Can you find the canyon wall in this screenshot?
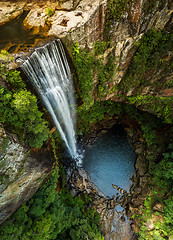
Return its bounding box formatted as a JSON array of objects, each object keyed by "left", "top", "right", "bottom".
[{"left": 0, "top": 125, "right": 50, "bottom": 224}]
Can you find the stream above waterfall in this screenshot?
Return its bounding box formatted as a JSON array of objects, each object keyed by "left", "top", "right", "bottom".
[{"left": 83, "top": 125, "right": 137, "bottom": 198}]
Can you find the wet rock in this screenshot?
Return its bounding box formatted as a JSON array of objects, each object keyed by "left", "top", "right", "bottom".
[
  {"left": 0, "top": 2, "right": 25, "bottom": 26},
  {"left": 120, "top": 214, "right": 125, "bottom": 221},
  {"left": 121, "top": 197, "right": 129, "bottom": 208},
  {"left": 120, "top": 188, "right": 124, "bottom": 194},
  {"left": 131, "top": 223, "right": 138, "bottom": 233},
  {"left": 112, "top": 184, "right": 118, "bottom": 189},
  {"left": 153, "top": 203, "right": 164, "bottom": 213},
  {"left": 139, "top": 176, "right": 148, "bottom": 186},
  {"left": 116, "top": 195, "right": 120, "bottom": 203},
  {"left": 131, "top": 186, "right": 142, "bottom": 195},
  {"left": 145, "top": 219, "right": 155, "bottom": 231},
  {"left": 110, "top": 199, "right": 115, "bottom": 208},
  {"left": 131, "top": 198, "right": 145, "bottom": 207},
  {"left": 135, "top": 157, "right": 147, "bottom": 176},
  {"left": 135, "top": 146, "right": 143, "bottom": 154},
  {"left": 97, "top": 129, "right": 107, "bottom": 137}
]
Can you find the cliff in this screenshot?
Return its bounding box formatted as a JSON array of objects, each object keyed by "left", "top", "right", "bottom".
[{"left": 0, "top": 125, "right": 50, "bottom": 224}]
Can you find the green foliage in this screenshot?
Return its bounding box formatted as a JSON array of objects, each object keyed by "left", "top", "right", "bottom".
[
  {"left": 117, "top": 29, "right": 173, "bottom": 123},
  {"left": 143, "top": 0, "right": 166, "bottom": 15},
  {"left": 127, "top": 95, "right": 173, "bottom": 124},
  {"left": 73, "top": 43, "right": 96, "bottom": 107},
  {"left": 5, "top": 69, "right": 25, "bottom": 89},
  {"left": 154, "top": 145, "right": 173, "bottom": 190},
  {"left": 97, "top": 54, "right": 116, "bottom": 98},
  {"left": 0, "top": 168, "right": 103, "bottom": 240},
  {"left": 106, "top": 0, "right": 129, "bottom": 21},
  {"left": 73, "top": 42, "right": 116, "bottom": 107},
  {"left": 164, "top": 198, "right": 173, "bottom": 236},
  {"left": 77, "top": 101, "right": 123, "bottom": 135},
  {"left": 105, "top": 0, "right": 130, "bottom": 37},
  {"left": 135, "top": 142, "right": 173, "bottom": 239},
  {"left": 137, "top": 192, "right": 173, "bottom": 240},
  {"left": 0, "top": 64, "right": 49, "bottom": 148},
  {"left": 119, "top": 29, "right": 173, "bottom": 93},
  {"left": 46, "top": 8, "right": 55, "bottom": 17},
  {"left": 0, "top": 50, "right": 13, "bottom": 61},
  {"left": 93, "top": 41, "right": 110, "bottom": 55}
]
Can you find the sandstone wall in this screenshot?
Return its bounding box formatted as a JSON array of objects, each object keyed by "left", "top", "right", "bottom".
[{"left": 0, "top": 125, "right": 50, "bottom": 224}]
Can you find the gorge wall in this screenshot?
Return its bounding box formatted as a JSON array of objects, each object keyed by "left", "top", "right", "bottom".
[{"left": 0, "top": 124, "right": 50, "bottom": 224}]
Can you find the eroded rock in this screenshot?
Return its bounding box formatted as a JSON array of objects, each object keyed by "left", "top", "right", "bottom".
[
  {"left": 0, "top": 2, "right": 25, "bottom": 26},
  {"left": 0, "top": 125, "right": 50, "bottom": 224}
]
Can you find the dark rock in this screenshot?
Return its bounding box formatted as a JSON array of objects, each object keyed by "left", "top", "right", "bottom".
[
  {"left": 112, "top": 184, "right": 118, "bottom": 189},
  {"left": 139, "top": 176, "right": 148, "bottom": 187},
  {"left": 153, "top": 203, "right": 164, "bottom": 213},
  {"left": 120, "top": 214, "right": 125, "bottom": 221}
]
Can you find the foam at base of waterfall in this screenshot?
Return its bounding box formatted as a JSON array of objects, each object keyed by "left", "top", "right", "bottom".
[{"left": 75, "top": 149, "right": 85, "bottom": 167}]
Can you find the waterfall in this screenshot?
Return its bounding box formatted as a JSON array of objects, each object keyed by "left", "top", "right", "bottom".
[{"left": 21, "top": 40, "right": 78, "bottom": 159}]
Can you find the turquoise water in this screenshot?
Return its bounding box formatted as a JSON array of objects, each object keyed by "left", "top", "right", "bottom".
[{"left": 83, "top": 125, "right": 136, "bottom": 197}]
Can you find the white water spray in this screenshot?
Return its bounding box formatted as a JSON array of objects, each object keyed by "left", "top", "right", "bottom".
[{"left": 21, "top": 40, "right": 78, "bottom": 159}]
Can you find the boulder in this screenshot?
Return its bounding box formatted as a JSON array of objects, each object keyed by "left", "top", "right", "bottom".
[
  {"left": 153, "top": 203, "right": 164, "bottom": 213},
  {"left": 0, "top": 2, "right": 25, "bottom": 26}
]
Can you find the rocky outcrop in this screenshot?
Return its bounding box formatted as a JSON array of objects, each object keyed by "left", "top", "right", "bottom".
[
  {"left": 0, "top": 2, "right": 25, "bottom": 26},
  {"left": 20, "top": 0, "right": 107, "bottom": 49},
  {"left": 0, "top": 125, "right": 50, "bottom": 224},
  {"left": 67, "top": 166, "right": 126, "bottom": 238}
]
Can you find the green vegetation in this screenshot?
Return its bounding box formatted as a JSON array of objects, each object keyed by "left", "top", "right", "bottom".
[
  {"left": 77, "top": 101, "right": 123, "bottom": 135},
  {"left": 116, "top": 29, "right": 173, "bottom": 123},
  {"left": 105, "top": 0, "right": 130, "bottom": 37},
  {"left": 0, "top": 168, "right": 103, "bottom": 240},
  {"left": 46, "top": 8, "right": 55, "bottom": 17},
  {"left": 73, "top": 43, "right": 96, "bottom": 107},
  {"left": 107, "top": 0, "right": 129, "bottom": 21},
  {"left": 93, "top": 41, "right": 110, "bottom": 56},
  {"left": 76, "top": 97, "right": 173, "bottom": 239},
  {"left": 136, "top": 193, "right": 173, "bottom": 239},
  {"left": 143, "top": 0, "right": 166, "bottom": 15},
  {"left": 0, "top": 54, "right": 49, "bottom": 148},
  {"left": 131, "top": 121, "right": 173, "bottom": 239},
  {"left": 73, "top": 27, "right": 173, "bottom": 239},
  {"left": 73, "top": 42, "right": 115, "bottom": 108},
  {"left": 119, "top": 29, "right": 173, "bottom": 93},
  {"left": 127, "top": 95, "right": 173, "bottom": 124}
]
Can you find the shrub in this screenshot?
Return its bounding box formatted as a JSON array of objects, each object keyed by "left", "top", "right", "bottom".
[
  {"left": 46, "top": 7, "right": 55, "bottom": 17},
  {"left": 0, "top": 63, "right": 49, "bottom": 148}
]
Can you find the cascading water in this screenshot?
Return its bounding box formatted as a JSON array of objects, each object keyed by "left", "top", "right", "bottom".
[{"left": 21, "top": 39, "right": 78, "bottom": 160}]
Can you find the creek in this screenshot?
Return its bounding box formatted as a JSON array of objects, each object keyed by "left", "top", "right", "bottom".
[{"left": 0, "top": 12, "right": 45, "bottom": 53}]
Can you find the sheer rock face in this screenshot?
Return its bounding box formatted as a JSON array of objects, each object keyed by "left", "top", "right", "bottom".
[
  {"left": 0, "top": 2, "right": 25, "bottom": 26},
  {"left": 0, "top": 125, "right": 50, "bottom": 224},
  {"left": 22, "top": 0, "right": 107, "bottom": 49}
]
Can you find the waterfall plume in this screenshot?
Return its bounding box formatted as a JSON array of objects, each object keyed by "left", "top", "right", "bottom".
[{"left": 21, "top": 39, "right": 78, "bottom": 159}]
